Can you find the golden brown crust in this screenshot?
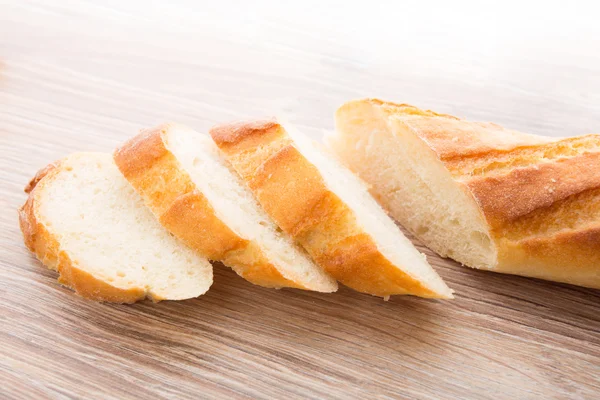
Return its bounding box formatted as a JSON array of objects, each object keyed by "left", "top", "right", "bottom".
[
  {"left": 114, "top": 126, "right": 195, "bottom": 216},
  {"left": 114, "top": 125, "right": 311, "bottom": 290},
  {"left": 19, "top": 159, "right": 148, "bottom": 303},
  {"left": 444, "top": 135, "right": 600, "bottom": 178},
  {"left": 248, "top": 144, "right": 328, "bottom": 237},
  {"left": 210, "top": 119, "right": 290, "bottom": 182},
  {"left": 211, "top": 120, "right": 450, "bottom": 298},
  {"left": 467, "top": 151, "right": 600, "bottom": 226},
  {"left": 497, "top": 225, "right": 600, "bottom": 288},
  {"left": 499, "top": 187, "right": 600, "bottom": 242},
  {"left": 405, "top": 118, "right": 552, "bottom": 161},
  {"left": 356, "top": 98, "right": 600, "bottom": 288},
  {"left": 208, "top": 118, "right": 281, "bottom": 150},
  {"left": 363, "top": 98, "right": 553, "bottom": 160}
]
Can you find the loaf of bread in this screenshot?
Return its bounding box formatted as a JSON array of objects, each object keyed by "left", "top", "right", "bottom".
[
  {"left": 114, "top": 124, "right": 337, "bottom": 292},
  {"left": 330, "top": 98, "right": 600, "bottom": 289},
  {"left": 18, "top": 153, "right": 213, "bottom": 303},
  {"left": 210, "top": 119, "right": 453, "bottom": 298}
]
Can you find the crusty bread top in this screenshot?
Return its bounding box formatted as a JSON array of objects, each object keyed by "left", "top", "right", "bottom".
[
  {"left": 356, "top": 99, "right": 555, "bottom": 161},
  {"left": 342, "top": 99, "right": 600, "bottom": 227},
  {"left": 211, "top": 119, "right": 453, "bottom": 298}
]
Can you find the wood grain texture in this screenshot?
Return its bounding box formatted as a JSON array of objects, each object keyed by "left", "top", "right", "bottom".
[{"left": 1, "top": 1, "right": 600, "bottom": 399}]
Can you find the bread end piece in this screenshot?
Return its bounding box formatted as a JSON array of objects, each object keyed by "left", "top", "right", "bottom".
[{"left": 332, "top": 98, "right": 600, "bottom": 290}]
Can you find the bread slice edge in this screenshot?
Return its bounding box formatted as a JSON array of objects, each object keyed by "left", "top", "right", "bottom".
[{"left": 19, "top": 155, "right": 154, "bottom": 303}]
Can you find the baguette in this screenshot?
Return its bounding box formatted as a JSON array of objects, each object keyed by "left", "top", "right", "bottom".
[
  {"left": 19, "top": 153, "right": 213, "bottom": 303},
  {"left": 114, "top": 124, "right": 337, "bottom": 292},
  {"left": 210, "top": 119, "right": 453, "bottom": 298},
  {"left": 330, "top": 98, "right": 600, "bottom": 289}
]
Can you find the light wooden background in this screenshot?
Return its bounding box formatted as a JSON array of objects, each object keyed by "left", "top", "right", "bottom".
[{"left": 1, "top": 1, "right": 600, "bottom": 399}]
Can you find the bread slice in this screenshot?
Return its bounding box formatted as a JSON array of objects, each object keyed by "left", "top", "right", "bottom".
[
  {"left": 330, "top": 98, "right": 600, "bottom": 289},
  {"left": 19, "top": 153, "right": 213, "bottom": 303},
  {"left": 114, "top": 124, "right": 337, "bottom": 292},
  {"left": 209, "top": 119, "right": 453, "bottom": 299}
]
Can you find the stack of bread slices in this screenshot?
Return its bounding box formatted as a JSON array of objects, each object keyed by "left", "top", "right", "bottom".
[
  {"left": 19, "top": 117, "right": 453, "bottom": 303},
  {"left": 22, "top": 99, "right": 600, "bottom": 304}
]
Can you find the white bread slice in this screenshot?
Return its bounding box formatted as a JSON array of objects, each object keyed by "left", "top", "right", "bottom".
[
  {"left": 19, "top": 153, "right": 213, "bottom": 303},
  {"left": 114, "top": 124, "right": 337, "bottom": 292},
  {"left": 330, "top": 98, "right": 600, "bottom": 289},
  {"left": 210, "top": 119, "right": 453, "bottom": 299}
]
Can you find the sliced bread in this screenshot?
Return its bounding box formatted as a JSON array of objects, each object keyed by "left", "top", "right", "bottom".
[
  {"left": 19, "top": 153, "right": 213, "bottom": 303},
  {"left": 114, "top": 124, "right": 337, "bottom": 292},
  {"left": 330, "top": 98, "right": 600, "bottom": 289},
  {"left": 210, "top": 119, "right": 453, "bottom": 298}
]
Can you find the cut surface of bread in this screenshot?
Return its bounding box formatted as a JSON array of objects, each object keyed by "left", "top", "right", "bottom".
[
  {"left": 210, "top": 119, "right": 453, "bottom": 298},
  {"left": 114, "top": 124, "right": 336, "bottom": 292},
  {"left": 19, "top": 153, "right": 213, "bottom": 303},
  {"left": 330, "top": 98, "right": 600, "bottom": 289}
]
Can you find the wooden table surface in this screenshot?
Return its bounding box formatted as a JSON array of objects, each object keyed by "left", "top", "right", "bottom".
[{"left": 1, "top": 1, "right": 600, "bottom": 399}]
